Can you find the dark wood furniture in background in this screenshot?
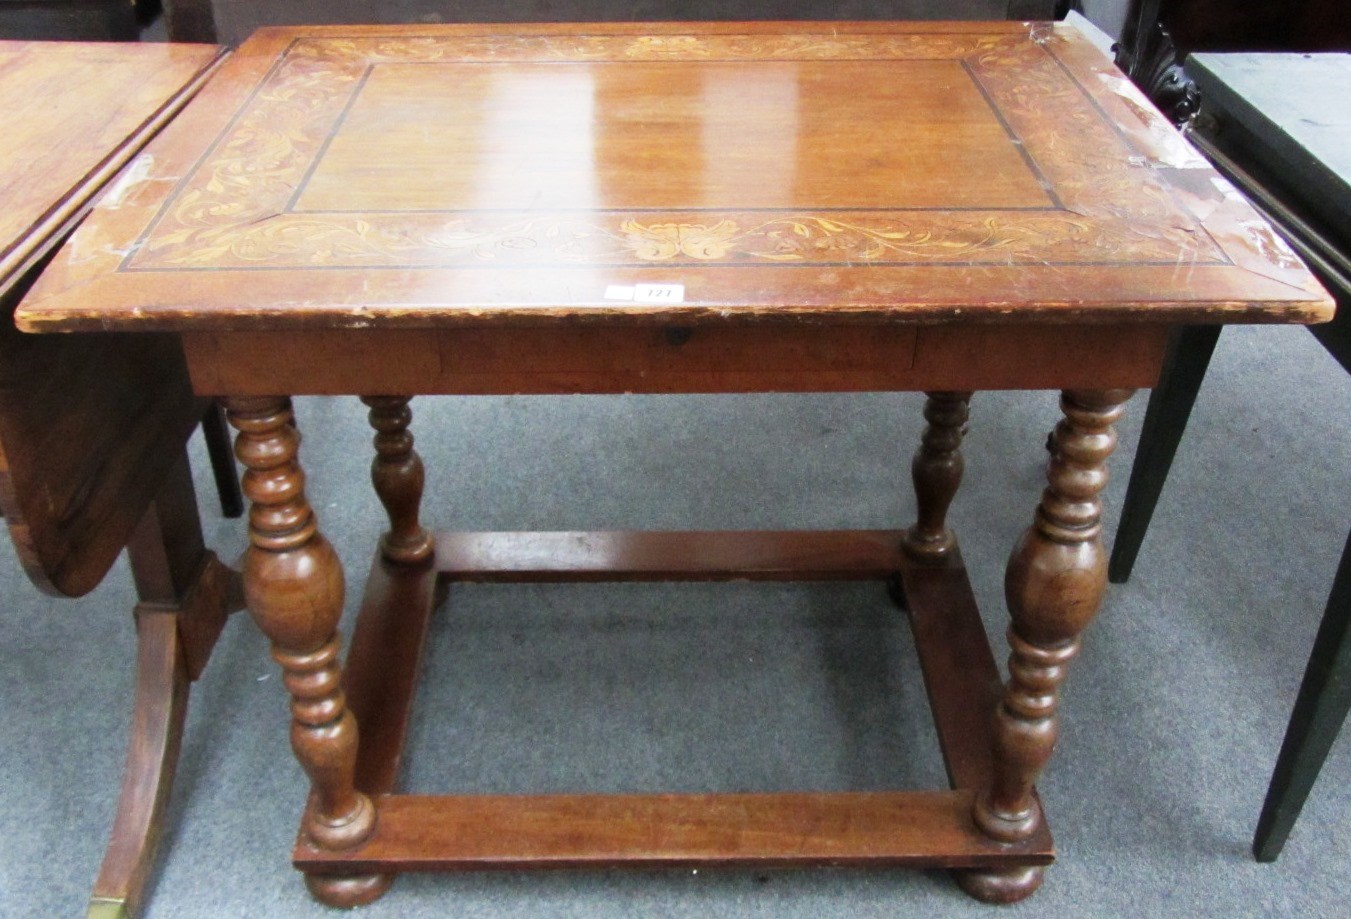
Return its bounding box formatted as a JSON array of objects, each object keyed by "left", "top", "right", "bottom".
[
  {"left": 18, "top": 21, "right": 1331, "bottom": 908},
  {"left": 1108, "top": 52, "right": 1351, "bottom": 863},
  {"left": 1114, "top": 0, "right": 1350, "bottom": 123},
  {"left": 162, "top": 1, "right": 1060, "bottom": 45},
  {"left": 1113, "top": 0, "right": 1351, "bottom": 865},
  {"left": 0, "top": 1, "right": 158, "bottom": 41},
  {"left": 0, "top": 40, "right": 240, "bottom": 919}
]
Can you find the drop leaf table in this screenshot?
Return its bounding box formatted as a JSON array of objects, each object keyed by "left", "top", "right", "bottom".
[
  {"left": 17, "top": 21, "right": 1333, "bottom": 907},
  {"left": 0, "top": 38, "right": 243, "bottom": 919}
]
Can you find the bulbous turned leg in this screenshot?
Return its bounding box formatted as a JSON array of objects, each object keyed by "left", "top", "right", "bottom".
[
  {"left": 903, "top": 391, "right": 973, "bottom": 561},
  {"left": 959, "top": 388, "right": 1133, "bottom": 904},
  {"left": 361, "top": 396, "right": 432, "bottom": 565},
  {"left": 225, "top": 396, "right": 391, "bottom": 907}
]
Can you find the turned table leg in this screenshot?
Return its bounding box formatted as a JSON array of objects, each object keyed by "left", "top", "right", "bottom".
[
  {"left": 224, "top": 396, "right": 389, "bottom": 907},
  {"left": 361, "top": 396, "right": 432, "bottom": 565},
  {"left": 960, "top": 389, "right": 1133, "bottom": 903},
  {"left": 891, "top": 392, "right": 972, "bottom": 609},
  {"left": 904, "top": 391, "right": 973, "bottom": 561}
]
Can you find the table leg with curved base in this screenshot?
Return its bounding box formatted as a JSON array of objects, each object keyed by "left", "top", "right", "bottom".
[
  {"left": 86, "top": 452, "right": 241, "bottom": 919},
  {"left": 86, "top": 612, "right": 186, "bottom": 919}
]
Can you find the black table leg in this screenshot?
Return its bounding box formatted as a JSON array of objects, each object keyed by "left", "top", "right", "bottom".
[
  {"left": 1254, "top": 528, "right": 1351, "bottom": 861},
  {"left": 1108, "top": 325, "right": 1223, "bottom": 584},
  {"left": 201, "top": 402, "right": 244, "bottom": 519}
]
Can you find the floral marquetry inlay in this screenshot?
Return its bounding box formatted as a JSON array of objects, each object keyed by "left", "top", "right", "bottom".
[{"left": 120, "top": 29, "right": 1231, "bottom": 274}]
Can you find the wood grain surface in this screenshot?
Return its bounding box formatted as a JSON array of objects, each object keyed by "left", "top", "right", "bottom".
[
  {"left": 0, "top": 41, "right": 224, "bottom": 597},
  {"left": 294, "top": 790, "right": 1053, "bottom": 873},
  {"left": 432, "top": 529, "right": 911, "bottom": 581},
  {"left": 15, "top": 21, "right": 1331, "bottom": 332},
  {"left": 0, "top": 40, "right": 225, "bottom": 297}
]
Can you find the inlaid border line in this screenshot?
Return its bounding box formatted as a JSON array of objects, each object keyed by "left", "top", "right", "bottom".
[
  {"left": 119, "top": 37, "right": 303, "bottom": 273},
  {"left": 283, "top": 63, "right": 375, "bottom": 213},
  {"left": 1039, "top": 38, "right": 1236, "bottom": 268},
  {"left": 960, "top": 58, "right": 1065, "bottom": 210}
]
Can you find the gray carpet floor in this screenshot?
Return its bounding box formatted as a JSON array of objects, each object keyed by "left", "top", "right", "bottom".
[{"left": 1, "top": 323, "right": 1348, "bottom": 917}]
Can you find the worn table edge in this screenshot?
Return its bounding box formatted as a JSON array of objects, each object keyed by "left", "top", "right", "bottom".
[
  {"left": 0, "top": 45, "right": 230, "bottom": 303},
  {"left": 9, "top": 22, "right": 1337, "bottom": 334}
]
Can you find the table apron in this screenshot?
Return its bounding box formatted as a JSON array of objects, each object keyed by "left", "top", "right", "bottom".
[{"left": 181, "top": 323, "right": 1169, "bottom": 396}]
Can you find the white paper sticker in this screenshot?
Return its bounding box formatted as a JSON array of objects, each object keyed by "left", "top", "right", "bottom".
[
  {"left": 603, "top": 283, "right": 685, "bottom": 303},
  {"left": 634, "top": 283, "right": 685, "bottom": 303}
]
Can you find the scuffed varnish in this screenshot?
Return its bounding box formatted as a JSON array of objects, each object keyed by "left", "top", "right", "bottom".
[
  {"left": 1091, "top": 73, "right": 1208, "bottom": 169},
  {"left": 97, "top": 153, "right": 156, "bottom": 209}
]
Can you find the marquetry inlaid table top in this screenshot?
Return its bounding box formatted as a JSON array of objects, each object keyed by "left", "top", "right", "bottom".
[{"left": 14, "top": 21, "right": 1333, "bottom": 332}]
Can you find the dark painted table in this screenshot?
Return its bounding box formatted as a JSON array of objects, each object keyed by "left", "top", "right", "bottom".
[{"left": 1109, "top": 51, "right": 1351, "bottom": 861}]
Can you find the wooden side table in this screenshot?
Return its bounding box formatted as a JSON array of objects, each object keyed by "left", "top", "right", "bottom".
[
  {"left": 0, "top": 39, "right": 240, "bottom": 919},
  {"left": 17, "top": 22, "right": 1333, "bottom": 907}
]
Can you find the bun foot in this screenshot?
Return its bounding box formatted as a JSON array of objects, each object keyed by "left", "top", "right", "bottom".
[
  {"left": 304, "top": 872, "right": 395, "bottom": 908},
  {"left": 952, "top": 865, "right": 1045, "bottom": 904}
]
